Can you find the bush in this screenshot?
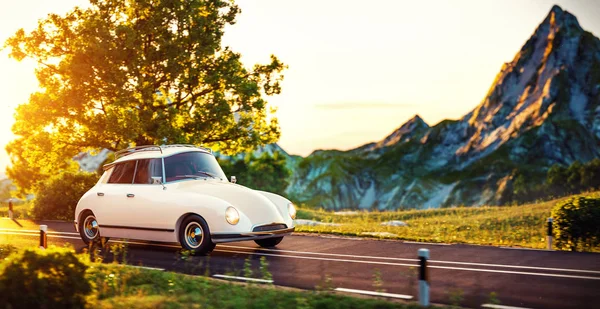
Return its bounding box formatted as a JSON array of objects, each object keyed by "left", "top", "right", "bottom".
[
  {"left": 551, "top": 196, "right": 600, "bottom": 251},
  {"left": 0, "top": 247, "right": 92, "bottom": 308},
  {"left": 32, "top": 171, "right": 98, "bottom": 220}
]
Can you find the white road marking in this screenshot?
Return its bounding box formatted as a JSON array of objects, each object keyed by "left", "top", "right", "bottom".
[
  {"left": 3, "top": 231, "right": 600, "bottom": 280},
  {"left": 127, "top": 265, "right": 166, "bottom": 271},
  {"left": 334, "top": 287, "right": 413, "bottom": 300},
  {"left": 429, "top": 259, "right": 600, "bottom": 274},
  {"left": 215, "top": 249, "right": 600, "bottom": 281},
  {"left": 220, "top": 244, "right": 600, "bottom": 275},
  {"left": 0, "top": 231, "right": 81, "bottom": 240},
  {"left": 213, "top": 274, "right": 273, "bottom": 283},
  {"left": 0, "top": 228, "right": 79, "bottom": 236},
  {"left": 219, "top": 244, "right": 419, "bottom": 262},
  {"left": 215, "top": 248, "right": 417, "bottom": 267},
  {"left": 404, "top": 241, "right": 451, "bottom": 246},
  {"left": 481, "top": 304, "right": 534, "bottom": 309},
  {"left": 499, "top": 247, "right": 549, "bottom": 251}
]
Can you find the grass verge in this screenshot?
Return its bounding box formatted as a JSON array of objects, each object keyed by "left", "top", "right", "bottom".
[{"left": 296, "top": 191, "right": 600, "bottom": 251}]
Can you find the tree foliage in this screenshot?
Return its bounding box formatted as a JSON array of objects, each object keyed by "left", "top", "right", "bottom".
[
  {"left": 510, "top": 158, "right": 600, "bottom": 204},
  {"left": 551, "top": 196, "right": 600, "bottom": 251},
  {"left": 219, "top": 151, "right": 290, "bottom": 195},
  {"left": 4, "top": 0, "right": 285, "bottom": 192},
  {"left": 31, "top": 171, "right": 99, "bottom": 220}
]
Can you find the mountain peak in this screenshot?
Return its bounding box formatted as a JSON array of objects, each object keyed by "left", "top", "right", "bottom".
[
  {"left": 373, "top": 115, "right": 430, "bottom": 149},
  {"left": 550, "top": 4, "right": 563, "bottom": 14},
  {"left": 540, "top": 4, "right": 582, "bottom": 33}
]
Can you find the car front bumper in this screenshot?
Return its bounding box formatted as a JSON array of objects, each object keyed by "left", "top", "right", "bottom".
[{"left": 210, "top": 226, "right": 295, "bottom": 243}]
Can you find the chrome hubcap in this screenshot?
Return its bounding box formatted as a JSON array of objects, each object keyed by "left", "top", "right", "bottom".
[
  {"left": 84, "top": 215, "right": 99, "bottom": 239},
  {"left": 185, "top": 222, "right": 203, "bottom": 249}
]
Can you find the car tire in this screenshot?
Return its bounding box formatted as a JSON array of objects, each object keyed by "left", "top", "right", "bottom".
[
  {"left": 79, "top": 211, "right": 103, "bottom": 245},
  {"left": 254, "top": 236, "right": 284, "bottom": 248},
  {"left": 178, "top": 215, "right": 215, "bottom": 255}
]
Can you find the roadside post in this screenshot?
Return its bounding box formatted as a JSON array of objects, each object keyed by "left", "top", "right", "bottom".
[
  {"left": 39, "top": 225, "right": 47, "bottom": 249},
  {"left": 8, "top": 199, "right": 13, "bottom": 219},
  {"left": 547, "top": 217, "right": 553, "bottom": 250},
  {"left": 418, "top": 248, "right": 430, "bottom": 307}
]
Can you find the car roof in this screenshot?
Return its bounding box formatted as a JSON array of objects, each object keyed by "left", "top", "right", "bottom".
[{"left": 105, "top": 145, "right": 213, "bottom": 170}]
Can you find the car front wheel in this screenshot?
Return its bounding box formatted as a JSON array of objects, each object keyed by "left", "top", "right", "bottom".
[
  {"left": 255, "top": 236, "right": 284, "bottom": 248},
  {"left": 178, "top": 215, "right": 215, "bottom": 255}
]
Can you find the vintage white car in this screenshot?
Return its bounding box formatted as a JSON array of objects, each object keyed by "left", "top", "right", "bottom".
[{"left": 74, "top": 144, "right": 296, "bottom": 254}]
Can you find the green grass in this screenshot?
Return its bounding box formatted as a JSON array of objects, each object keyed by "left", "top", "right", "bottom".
[{"left": 296, "top": 191, "right": 600, "bottom": 250}]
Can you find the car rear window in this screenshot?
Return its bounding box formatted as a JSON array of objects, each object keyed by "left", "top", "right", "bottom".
[{"left": 108, "top": 161, "right": 136, "bottom": 184}]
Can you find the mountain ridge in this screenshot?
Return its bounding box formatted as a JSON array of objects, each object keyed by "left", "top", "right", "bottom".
[{"left": 286, "top": 5, "right": 600, "bottom": 209}]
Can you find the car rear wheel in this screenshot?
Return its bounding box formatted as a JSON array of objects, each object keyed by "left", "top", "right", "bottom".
[
  {"left": 79, "top": 211, "right": 105, "bottom": 245},
  {"left": 178, "top": 215, "right": 215, "bottom": 254},
  {"left": 254, "top": 236, "right": 284, "bottom": 248}
]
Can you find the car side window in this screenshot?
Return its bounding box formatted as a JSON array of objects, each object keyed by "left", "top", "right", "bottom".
[
  {"left": 134, "top": 159, "right": 163, "bottom": 184},
  {"left": 107, "top": 161, "right": 136, "bottom": 184}
]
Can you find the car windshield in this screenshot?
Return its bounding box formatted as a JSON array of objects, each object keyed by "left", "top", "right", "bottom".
[{"left": 164, "top": 151, "right": 227, "bottom": 182}]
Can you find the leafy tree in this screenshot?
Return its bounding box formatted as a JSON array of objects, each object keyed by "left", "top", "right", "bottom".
[
  {"left": 0, "top": 180, "right": 14, "bottom": 203},
  {"left": 546, "top": 164, "right": 568, "bottom": 196},
  {"left": 580, "top": 158, "right": 600, "bottom": 190},
  {"left": 219, "top": 151, "right": 290, "bottom": 195},
  {"left": 4, "top": 0, "right": 286, "bottom": 193},
  {"left": 551, "top": 196, "right": 600, "bottom": 251},
  {"left": 566, "top": 161, "right": 583, "bottom": 193},
  {"left": 31, "top": 172, "right": 99, "bottom": 220}
]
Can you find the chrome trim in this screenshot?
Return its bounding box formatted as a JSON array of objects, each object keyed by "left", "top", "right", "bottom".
[{"left": 161, "top": 157, "right": 166, "bottom": 185}]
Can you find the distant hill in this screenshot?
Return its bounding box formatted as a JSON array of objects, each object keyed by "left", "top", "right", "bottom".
[{"left": 286, "top": 5, "right": 600, "bottom": 210}]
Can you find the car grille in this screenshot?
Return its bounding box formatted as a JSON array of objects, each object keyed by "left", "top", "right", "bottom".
[{"left": 252, "top": 224, "right": 287, "bottom": 232}]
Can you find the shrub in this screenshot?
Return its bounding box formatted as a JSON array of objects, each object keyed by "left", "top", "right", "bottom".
[
  {"left": 551, "top": 196, "right": 600, "bottom": 251},
  {"left": 0, "top": 247, "right": 92, "bottom": 309},
  {"left": 32, "top": 171, "right": 98, "bottom": 220}
]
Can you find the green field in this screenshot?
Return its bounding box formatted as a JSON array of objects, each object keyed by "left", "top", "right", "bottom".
[{"left": 295, "top": 191, "right": 600, "bottom": 251}]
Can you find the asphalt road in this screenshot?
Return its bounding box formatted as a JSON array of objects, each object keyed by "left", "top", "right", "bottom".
[{"left": 1, "top": 218, "right": 599, "bottom": 309}]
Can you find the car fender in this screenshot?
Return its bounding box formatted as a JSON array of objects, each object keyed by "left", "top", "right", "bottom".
[{"left": 255, "top": 190, "right": 295, "bottom": 228}]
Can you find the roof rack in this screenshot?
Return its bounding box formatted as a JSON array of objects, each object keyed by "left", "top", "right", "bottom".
[
  {"left": 114, "top": 144, "right": 212, "bottom": 160},
  {"left": 161, "top": 144, "right": 213, "bottom": 154}
]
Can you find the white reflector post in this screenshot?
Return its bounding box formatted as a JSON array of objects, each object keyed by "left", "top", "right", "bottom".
[
  {"left": 39, "top": 225, "right": 48, "bottom": 249},
  {"left": 418, "top": 248, "right": 430, "bottom": 307},
  {"left": 547, "top": 217, "right": 553, "bottom": 250}
]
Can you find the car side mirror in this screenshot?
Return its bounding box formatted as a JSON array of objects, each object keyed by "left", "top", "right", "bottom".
[
  {"left": 230, "top": 176, "right": 237, "bottom": 184},
  {"left": 151, "top": 177, "right": 163, "bottom": 185}
]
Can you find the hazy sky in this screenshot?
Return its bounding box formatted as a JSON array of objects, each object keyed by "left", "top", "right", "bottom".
[{"left": 1, "top": 0, "right": 599, "bottom": 174}]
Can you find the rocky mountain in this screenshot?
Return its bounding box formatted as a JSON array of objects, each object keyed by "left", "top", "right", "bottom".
[{"left": 286, "top": 5, "right": 600, "bottom": 210}]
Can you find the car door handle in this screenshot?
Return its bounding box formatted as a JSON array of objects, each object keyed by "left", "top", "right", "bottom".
[
  {"left": 126, "top": 193, "right": 135, "bottom": 198},
  {"left": 97, "top": 192, "right": 104, "bottom": 196}
]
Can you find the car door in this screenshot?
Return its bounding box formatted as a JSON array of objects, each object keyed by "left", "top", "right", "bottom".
[
  {"left": 124, "top": 158, "right": 175, "bottom": 232},
  {"left": 94, "top": 160, "right": 137, "bottom": 230}
]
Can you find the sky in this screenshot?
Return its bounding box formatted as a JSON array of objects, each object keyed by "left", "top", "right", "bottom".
[{"left": 1, "top": 0, "right": 600, "bottom": 175}]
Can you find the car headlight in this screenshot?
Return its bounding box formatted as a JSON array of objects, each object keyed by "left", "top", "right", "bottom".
[
  {"left": 288, "top": 203, "right": 297, "bottom": 220},
  {"left": 225, "top": 206, "right": 240, "bottom": 225}
]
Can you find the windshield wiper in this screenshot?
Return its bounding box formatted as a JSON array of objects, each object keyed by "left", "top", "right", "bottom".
[
  {"left": 195, "top": 171, "right": 219, "bottom": 179},
  {"left": 175, "top": 175, "right": 201, "bottom": 180}
]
